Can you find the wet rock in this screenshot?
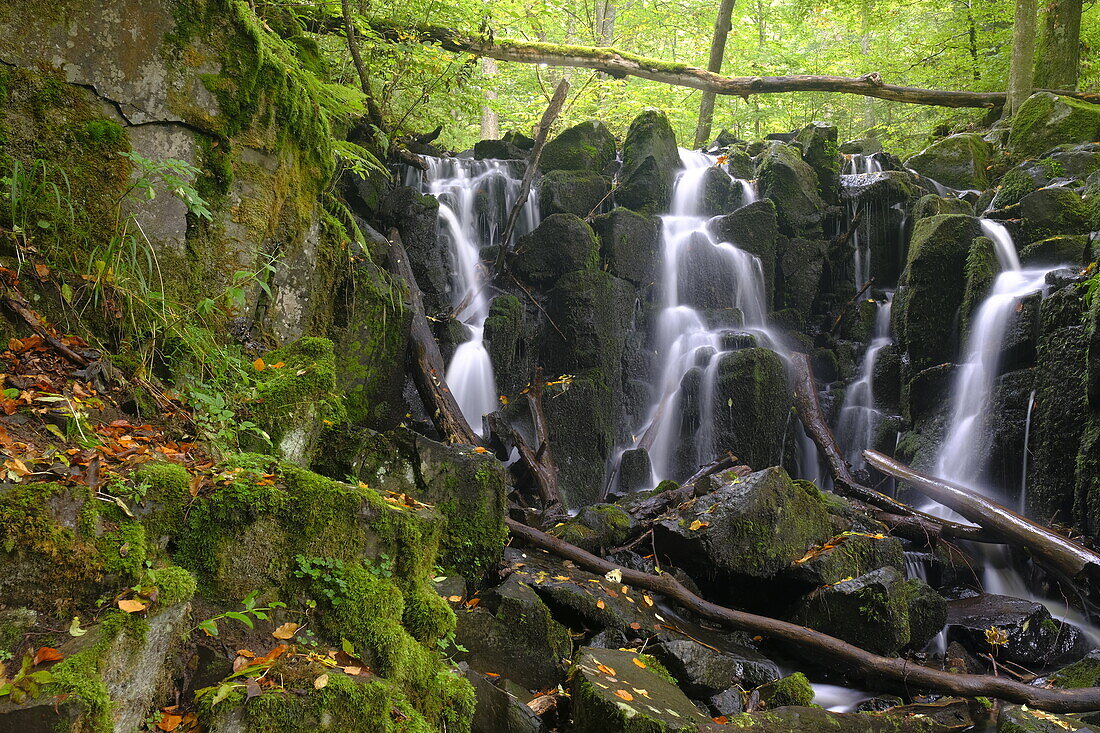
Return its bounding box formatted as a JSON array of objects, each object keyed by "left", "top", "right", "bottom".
[
  {"left": 1020, "top": 235, "right": 1089, "bottom": 267},
  {"left": 593, "top": 207, "right": 661, "bottom": 286},
  {"left": 997, "top": 704, "right": 1091, "bottom": 732},
  {"left": 455, "top": 575, "right": 572, "bottom": 690},
  {"left": 711, "top": 199, "right": 780, "bottom": 307},
  {"left": 540, "top": 371, "right": 621, "bottom": 508},
  {"left": 1051, "top": 648, "right": 1100, "bottom": 689},
  {"left": 569, "top": 647, "right": 711, "bottom": 733},
  {"left": 1007, "top": 92, "right": 1100, "bottom": 159},
  {"left": 785, "top": 529, "right": 905, "bottom": 587},
  {"left": 381, "top": 186, "right": 448, "bottom": 311},
  {"left": 484, "top": 294, "right": 530, "bottom": 396},
  {"left": 698, "top": 166, "right": 744, "bottom": 216},
  {"left": 513, "top": 214, "right": 599, "bottom": 288},
  {"left": 466, "top": 669, "right": 547, "bottom": 733},
  {"left": 708, "top": 688, "right": 745, "bottom": 716},
  {"left": 550, "top": 505, "right": 634, "bottom": 552},
  {"left": 539, "top": 170, "right": 611, "bottom": 217},
  {"left": 540, "top": 120, "right": 617, "bottom": 173},
  {"left": 757, "top": 672, "right": 814, "bottom": 707},
  {"left": 913, "top": 194, "right": 973, "bottom": 218},
  {"left": 946, "top": 593, "right": 1093, "bottom": 668},
  {"left": 856, "top": 695, "right": 904, "bottom": 712},
  {"left": 794, "top": 567, "right": 946, "bottom": 656},
  {"left": 794, "top": 121, "right": 840, "bottom": 204},
  {"left": 677, "top": 231, "right": 759, "bottom": 312},
  {"left": 504, "top": 130, "right": 536, "bottom": 150},
  {"left": 712, "top": 349, "right": 792, "bottom": 469},
  {"left": 474, "top": 138, "right": 528, "bottom": 160},
  {"left": 723, "top": 148, "right": 756, "bottom": 180},
  {"left": 1021, "top": 187, "right": 1089, "bottom": 243},
  {"left": 841, "top": 138, "right": 883, "bottom": 154},
  {"left": 896, "top": 215, "right": 981, "bottom": 371},
  {"left": 654, "top": 467, "right": 833, "bottom": 581},
  {"left": 650, "top": 639, "right": 780, "bottom": 696},
  {"left": 757, "top": 142, "right": 827, "bottom": 236},
  {"left": 618, "top": 448, "right": 653, "bottom": 494},
  {"left": 777, "top": 237, "right": 826, "bottom": 316},
  {"left": 871, "top": 343, "right": 902, "bottom": 411},
  {"left": 905, "top": 133, "right": 993, "bottom": 190},
  {"left": 960, "top": 236, "right": 998, "bottom": 342},
  {"left": 616, "top": 109, "right": 681, "bottom": 212}
]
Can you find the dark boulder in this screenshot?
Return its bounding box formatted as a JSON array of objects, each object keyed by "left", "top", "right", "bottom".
[
  {"left": 794, "top": 121, "right": 840, "bottom": 204},
  {"left": 912, "top": 194, "right": 972, "bottom": 219},
  {"left": 712, "top": 348, "right": 792, "bottom": 469},
  {"left": 592, "top": 207, "right": 661, "bottom": 286},
  {"left": 711, "top": 199, "right": 779, "bottom": 307},
  {"left": 1020, "top": 235, "right": 1089, "bottom": 267},
  {"left": 539, "top": 170, "right": 611, "bottom": 217},
  {"left": 474, "top": 138, "right": 528, "bottom": 160},
  {"left": 649, "top": 639, "right": 779, "bottom": 696},
  {"left": 1020, "top": 187, "right": 1089, "bottom": 243},
  {"left": 905, "top": 133, "right": 993, "bottom": 190},
  {"left": 616, "top": 109, "right": 681, "bottom": 212},
  {"left": 540, "top": 120, "right": 617, "bottom": 173},
  {"left": 512, "top": 214, "right": 599, "bottom": 289},
  {"left": 618, "top": 448, "right": 653, "bottom": 494},
  {"left": 757, "top": 142, "right": 827, "bottom": 236},
  {"left": 484, "top": 294, "right": 530, "bottom": 396},
  {"left": 380, "top": 186, "right": 448, "bottom": 311}
]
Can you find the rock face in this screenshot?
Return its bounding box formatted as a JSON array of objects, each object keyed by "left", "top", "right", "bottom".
[
  {"left": 905, "top": 133, "right": 993, "bottom": 190},
  {"left": 711, "top": 200, "right": 780, "bottom": 308},
  {"left": 512, "top": 214, "right": 600, "bottom": 288},
  {"left": 649, "top": 639, "right": 779, "bottom": 696},
  {"left": 593, "top": 207, "right": 661, "bottom": 286},
  {"left": 757, "top": 142, "right": 827, "bottom": 235},
  {"left": 946, "top": 593, "right": 1093, "bottom": 668},
  {"left": 569, "top": 647, "right": 711, "bottom": 733},
  {"left": 1020, "top": 187, "right": 1089, "bottom": 243},
  {"left": 1008, "top": 92, "right": 1100, "bottom": 159},
  {"left": 616, "top": 109, "right": 681, "bottom": 212},
  {"left": 654, "top": 467, "right": 834, "bottom": 581},
  {"left": 539, "top": 170, "right": 611, "bottom": 217},
  {"left": 540, "top": 120, "right": 618, "bottom": 173},
  {"left": 711, "top": 348, "right": 792, "bottom": 468}
]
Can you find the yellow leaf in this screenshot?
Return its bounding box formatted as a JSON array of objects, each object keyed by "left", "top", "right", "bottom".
[
  {"left": 272, "top": 622, "right": 300, "bottom": 640},
  {"left": 604, "top": 569, "right": 622, "bottom": 583},
  {"left": 632, "top": 658, "right": 646, "bottom": 669},
  {"left": 448, "top": 595, "right": 462, "bottom": 603},
  {"left": 118, "top": 599, "right": 147, "bottom": 613},
  {"left": 553, "top": 575, "right": 571, "bottom": 581},
  {"left": 253, "top": 358, "right": 266, "bottom": 371},
  {"left": 688, "top": 520, "right": 709, "bottom": 531},
  {"left": 343, "top": 666, "right": 362, "bottom": 676},
  {"left": 614, "top": 689, "right": 633, "bottom": 701},
  {"left": 499, "top": 395, "right": 509, "bottom": 405},
  {"left": 314, "top": 674, "right": 329, "bottom": 689},
  {"left": 643, "top": 595, "right": 654, "bottom": 607},
  {"left": 596, "top": 600, "right": 606, "bottom": 609},
  {"left": 473, "top": 446, "right": 489, "bottom": 454},
  {"left": 597, "top": 664, "right": 617, "bottom": 676}
]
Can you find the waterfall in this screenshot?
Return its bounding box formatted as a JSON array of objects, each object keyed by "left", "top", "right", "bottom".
[
  {"left": 639, "top": 150, "right": 773, "bottom": 485},
  {"left": 419, "top": 157, "right": 539, "bottom": 434},
  {"left": 835, "top": 294, "right": 893, "bottom": 472},
  {"left": 842, "top": 154, "right": 882, "bottom": 175}
]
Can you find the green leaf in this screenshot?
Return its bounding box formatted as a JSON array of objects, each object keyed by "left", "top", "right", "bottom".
[
  {"left": 199, "top": 619, "right": 219, "bottom": 637},
  {"left": 225, "top": 611, "right": 254, "bottom": 629},
  {"left": 211, "top": 683, "right": 236, "bottom": 707},
  {"left": 251, "top": 610, "right": 269, "bottom": 620},
  {"left": 61, "top": 283, "right": 74, "bottom": 302}
]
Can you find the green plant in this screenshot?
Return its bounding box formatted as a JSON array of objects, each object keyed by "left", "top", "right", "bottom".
[
  {"left": 195, "top": 590, "right": 287, "bottom": 637},
  {"left": 0, "top": 158, "right": 75, "bottom": 265},
  {"left": 293, "top": 555, "right": 350, "bottom": 605},
  {"left": 188, "top": 386, "right": 271, "bottom": 455},
  {"left": 119, "top": 152, "right": 212, "bottom": 221},
  {"left": 0, "top": 651, "right": 55, "bottom": 704}
]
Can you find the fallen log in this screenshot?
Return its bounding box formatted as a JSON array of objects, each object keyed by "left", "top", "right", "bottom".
[
  {"left": 386, "top": 230, "right": 480, "bottom": 445},
  {"left": 864, "top": 449, "right": 1100, "bottom": 598},
  {"left": 1, "top": 270, "right": 90, "bottom": 367},
  {"left": 365, "top": 21, "right": 1100, "bottom": 109},
  {"left": 625, "top": 455, "right": 751, "bottom": 523},
  {"left": 789, "top": 352, "right": 996, "bottom": 544},
  {"left": 495, "top": 79, "right": 569, "bottom": 272},
  {"left": 505, "top": 517, "right": 1100, "bottom": 712}
]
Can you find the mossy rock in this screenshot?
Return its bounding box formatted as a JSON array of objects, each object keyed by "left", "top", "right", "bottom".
[
  {"left": 1020, "top": 235, "right": 1088, "bottom": 267},
  {"left": 905, "top": 133, "right": 993, "bottom": 190},
  {"left": 568, "top": 647, "right": 710, "bottom": 733},
  {"left": 990, "top": 168, "right": 1041, "bottom": 210},
  {"left": 756, "top": 142, "right": 827, "bottom": 235},
  {"left": 474, "top": 138, "right": 527, "bottom": 161},
  {"left": 785, "top": 530, "right": 905, "bottom": 588},
  {"left": 540, "top": 120, "right": 617, "bottom": 173},
  {"left": 757, "top": 671, "right": 814, "bottom": 707},
  {"left": 697, "top": 165, "right": 745, "bottom": 216},
  {"left": 1020, "top": 187, "right": 1089, "bottom": 242},
  {"left": 793, "top": 121, "right": 840, "bottom": 204},
  {"left": 512, "top": 213, "right": 600, "bottom": 288},
  {"left": 483, "top": 293, "right": 530, "bottom": 396},
  {"left": 549, "top": 504, "right": 634, "bottom": 552},
  {"left": 912, "top": 194, "right": 972, "bottom": 219},
  {"left": 539, "top": 169, "right": 611, "bottom": 217},
  {"left": 997, "top": 704, "right": 1089, "bottom": 733},
  {"left": 792, "top": 567, "right": 917, "bottom": 656},
  {"left": 1050, "top": 650, "right": 1100, "bottom": 689},
  {"left": 960, "top": 236, "right": 998, "bottom": 341},
  {"left": 592, "top": 207, "right": 661, "bottom": 286},
  {"left": 654, "top": 467, "right": 834, "bottom": 581},
  {"left": 712, "top": 348, "right": 791, "bottom": 469},
  {"left": 1007, "top": 92, "right": 1100, "bottom": 159},
  {"left": 616, "top": 109, "right": 681, "bottom": 213}
]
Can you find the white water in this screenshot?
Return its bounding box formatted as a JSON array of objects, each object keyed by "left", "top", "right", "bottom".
[
  {"left": 418, "top": 158, "right": 538, "bottom": 434},
  {"left": 843, "top": 153, "right": 882, "bottom": 175},
  {"left": 835, "top": 294, "right": 893, "bottom": 472},
  {"left": 637, "top": 150, "right": 776, "bottom": 484}
]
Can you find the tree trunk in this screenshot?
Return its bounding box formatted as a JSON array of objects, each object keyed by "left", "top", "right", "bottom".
[
  {"left": 480, "top": 58, "right": 500, "bottom": 139},
  {"left": 693, "top": 0, "right": 738, "bottom": 148},
  {"left": 341, "top": 0, "right": 384, "bottom": 128},
  {"left": 860, "top": 0, "right": 876, "bottom": 131},
  {"left": 505, "top": 517, "right": 1100, "bottom": 712},
  {"left": 366, "top": 21, "right": 1100, "bottom": 109},
  {"left": 1006, "top": 0, "right": 1039, "bottom": 114},
  {"left": 1035, "top": 0, "right": 1082, "bottom": 90},
  {"left": 595, "top": 0, "right": 615, "bottom": 45},
  {"left": 864, "top": 449, "right": 1100, "bottom": 596}
]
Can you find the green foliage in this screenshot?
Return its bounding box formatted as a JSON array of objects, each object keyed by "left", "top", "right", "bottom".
[
  {"left": 195, "top": 590, "right": 287, "bottom": 637},
  {"left": 0, "top": 158, "right": 75, "bottom": 266},
  {"left": 293, "top": 555, "right": 351, "bottom": 605},
  {"left": 0, "top": 651, "right": 55, "bottom": 704}
]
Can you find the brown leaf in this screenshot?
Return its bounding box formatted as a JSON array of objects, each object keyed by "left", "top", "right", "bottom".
[
  {"left": 118, "top": 599, "right": 147, "bottom": 613},
  {"left": 343, "top": 666, "right": 363, "bottom": 676},
  {"left": 596, "top": 600, "right": 606, "bottom": 609},
  {"left": 34, "top": 263, "right": 50, "bottom": 279},
  {"left": 33, "top": 647, "right": 63, "bottom": 665},
  {"left": 313, "top": 673, "right": 329, "bottom": 689},
  {"left": 157, "top": 713, "right": 184, "bottom": 731},
  {"left": 613, "top": 689, "right": 633, "bottom": 701},
  {"left": 245, "top": 679, "right": 262, "bottom": 699},
  {"left": 271, "top": 622, "right": 299, "bottom": 640}
]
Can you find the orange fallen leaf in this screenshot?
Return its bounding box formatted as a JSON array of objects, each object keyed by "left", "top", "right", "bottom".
[
  {"left": 465, "top": 598, "right": 480, "bottom": 608},
  {"left": 484, "top": 672, "right": 500, "bottom": 677},
  {"left": 629, "top": 622, "right": 641, "bottom": 630},
  {"left": 34, "top": 647, "right": 63, "bottom": 665},
  {"left": 597, "top": 664, "right": 616, "bottom": 676},
  {"left": 713, "top": 716, "right": 729, "bottom": 724},
  {"left": 253, "top": 358, "right": 266, "bottom": 371},
  {"left": 614, "top": 689, "right": 633, "bottom": 701},
  {"left": 447, "top": 595, "right": 462, "bottom": 603},
  {"left": 643, "top": 595, "right": 654, "bottom": 607},
  {"left": 472, "top": 446, "right": 489, "bottom": 454},
  {"left": 272, "top": 622, "right": 299, "bottom": 640},
  {"left": 270, "top": 361, "right": 285, "bottom": 369},
  {"left": 118, "top": 599, "right": 147, "bottom": 613},
  {"left": 632, "top": 658, "right": 646, "bottom": 668},
  {"left": 596, "top": 600, "right": 606, "bottom": 609},
  {"left": 34, "top": 263, "right": 50, "bottom": 278}
]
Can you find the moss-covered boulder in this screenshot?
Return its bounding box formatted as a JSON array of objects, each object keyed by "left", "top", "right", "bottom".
[
  {"left": 512, "top": 213, "right": 599, "bottom": 288},
  {"left": 1050, "top": 649, "right": 1100, "bottom": 689},
  {"left": 549, "top": 504, "right": 634, "bottom": 552},
  {"left": 540, "top": 120, "right": 617, "bottom": 173},
  {"left": 1007, "top": 92, "right": 1100, "bottom": 159},
  {"left": 913, "top": 194, "right": 973, "bottom": 219},
  {"left": 616, "top": 109, "right": 681, "bottom": 212},
  {"left": 712, "top": 348, "right": 791, "bottom": 469},
  {"left": 483, "top": 293, "right": 530, "bottom": 396},
  {"left": 381, "top": 186, "right": 448, "bottom": 311},
  {"left": 724, "top": 705, "right": 970, "bottom": 731},
  {"left": 757, "top": 672, "right": 814, "bottom": 707},
  {"left": 777, "top": 237, "right": 826, "bottom": 316},
  {"left": 785, "top": 529, "right": 905, "bottom": 587},
  {"left": 793, "top": 567, "right": 945, "bottom": 656},
  {"left": 997, "top": 705, "right": 1090, "bottom": 732},
  {"left": 474, "top": 138, "right": 527, "bottom": 160},
  {"left": 454, "top": 575, "right": 572, "bottom": 690},
  {"left": 698, "top": 166, "right": 745, "bottom": 216},
  {"left": 592, "top": 207, "right": 661, "bottom": 286},
  {"left": 905, "top": 133, "right": 993, "bottom": 190},
  {"left": 711, "top": 199, "right": 780, "bottom": 308},
  {"left": 655, "top": 467, "right": 833, "bottom": 581},
  {"left": 569, "top": 647, "right": 711, "bottom": 733},
  {"left": 539, "top": 169, "right": 611, "bottom": 217},
  {"left": 960, "top": 236, "right": 998, "bottom": 342},
  {"left": 794, "top": 121, "right": 840, "bottom": 204},
  {"left": 541, "top": 371, "right": 619, "bottom": 508},
  {"left": 896, "top": 215, "right": 981, "bottom": 371},
  {"left": 1020, "top": 235, "right": 1088, "bottom": 266},
  {"left": 757, "top": 143, "right": 827, "bottom": 235},
  {"left": 1020, "top": 187, "right": 1089, "bottom": 242}
]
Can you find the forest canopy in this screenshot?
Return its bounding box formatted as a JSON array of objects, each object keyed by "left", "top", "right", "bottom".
[{"left": 271, "top": 0, "right": 1100, "bottom": 154}]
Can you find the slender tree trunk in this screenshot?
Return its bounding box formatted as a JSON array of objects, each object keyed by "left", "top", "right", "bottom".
[
  {"left": 595, "top": 0, "right": 615, "bottom": 45},
  {"left": 693, "top": 0, "right": 737, "bottom": 148},
  {"left": 341, "top": 0, "right": 384, "bottom": 128},
  {"left": 1035, "top": 0, "right": 1082, "bottom": 90},
  {"left": 860, "top": 0, "right": 875, "bottom": 131},
  {"left": 480, "top": 58, "right": 499, "bottom": 139},
  {"left": 1006, "top": 0, "right": 1039, "bottom": 114},
  {"left": 967, "top": 0, "right": 981, "bottom": 81}
]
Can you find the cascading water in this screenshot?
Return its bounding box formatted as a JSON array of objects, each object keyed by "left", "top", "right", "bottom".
[
  {"left": 417, "top": 157, "right": 539, "bottom": 433},
  {"left": 835, "top": 294, "right": 893, "bottom": 472},
  {"left": 842, "top": 153, "right": 882, "bottom": 175},
  {"left": 637, "top": 150, "right": 775, "bottom": 485}
]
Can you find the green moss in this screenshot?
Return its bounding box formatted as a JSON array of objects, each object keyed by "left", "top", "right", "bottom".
[
  {"left": 762, "top": 672, "right": 814, "bottom": 707},
  {"left": 638, "top": 654, "right": 677, "bottom": 684},
  {"left": 98, "top": 520, "right": 147, "bottom": 579},
  {"left": 146, "top": 565, "right": 198, "bottom": 607},
  {"left": 961, "top": 236, "right": 998, "bottom": 340},
  {"left": 132, "top": 461, "right": 191, "bottom": 543},
  {"left": 1009, "top": 93, "right": 1100, "bottom": 159},
  {"left": 992, "top": 168, "right": 1038, "bottom": 209}
]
